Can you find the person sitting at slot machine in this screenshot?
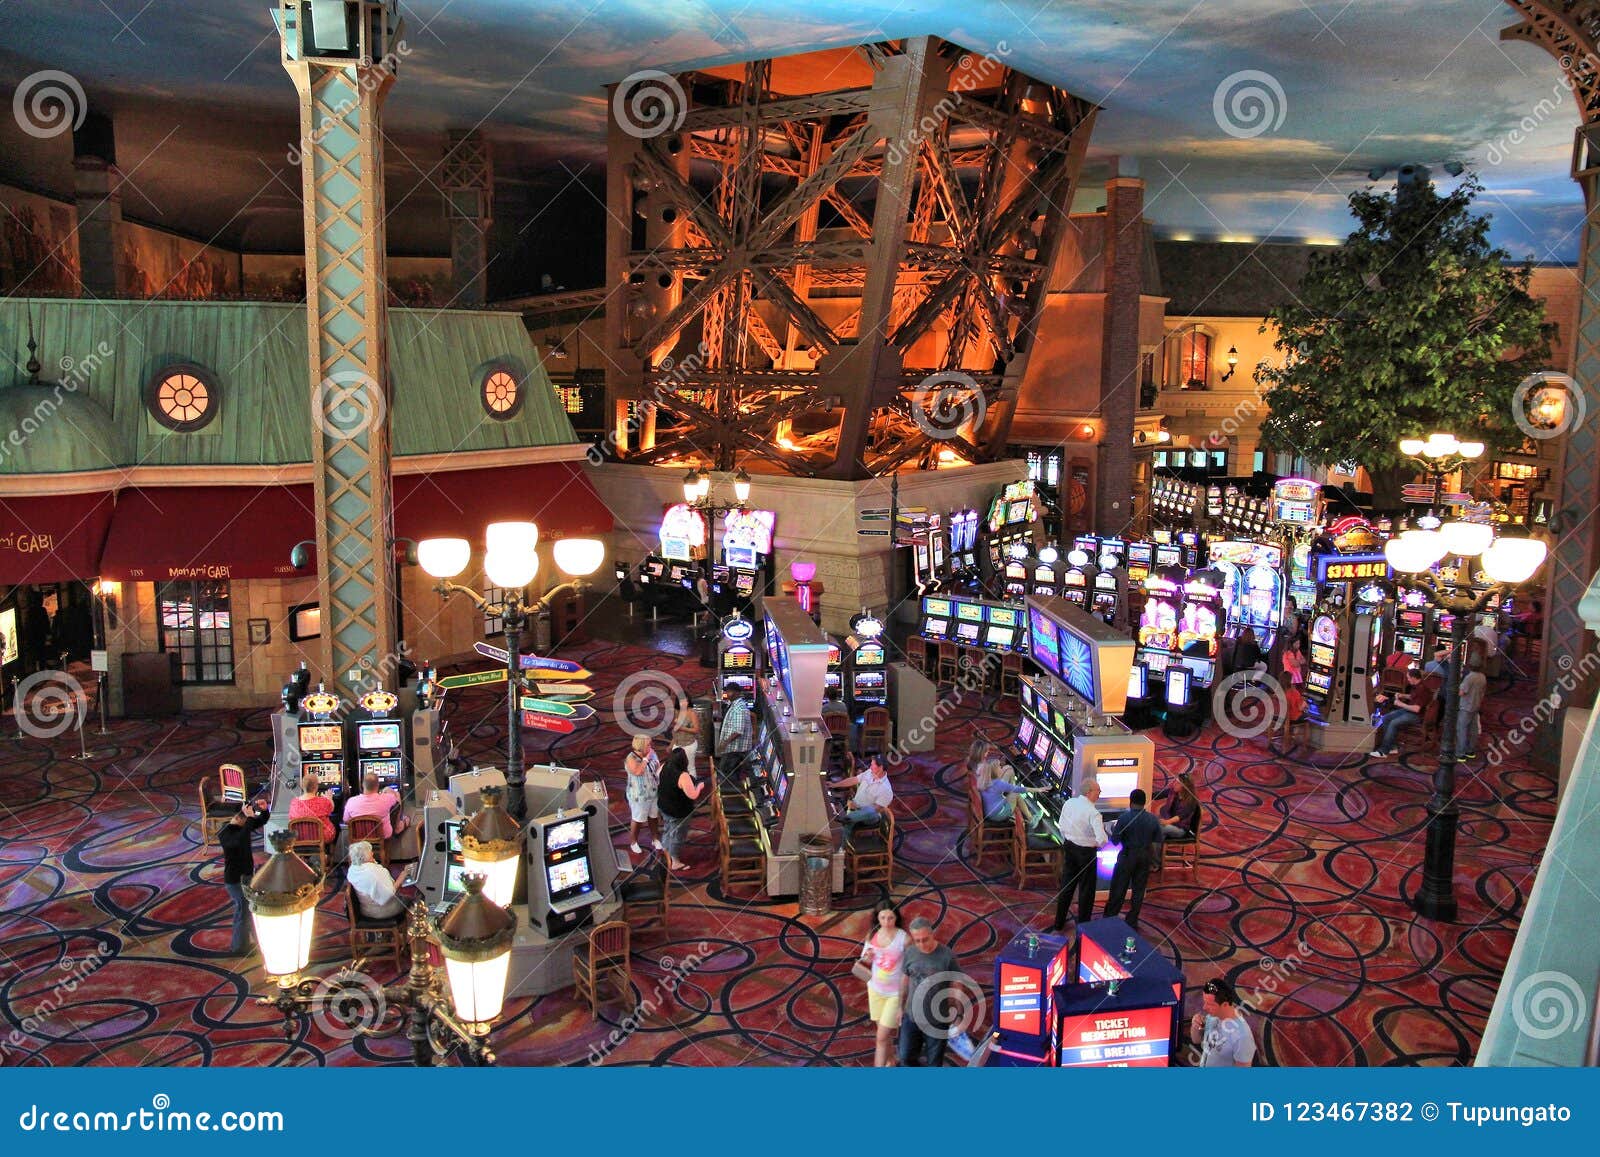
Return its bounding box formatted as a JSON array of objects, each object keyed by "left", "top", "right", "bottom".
[
  {"left": 834, "top": 757, "right": 893, "bottom": 845},
  {"left": 288, "top": 772, "right": 337, "bottom": 845},
  {"left": 1101, "top": 789, "right": 1163, "bottom": 929},
  {"left": 1230, "top": 626, "right": 1266, "bottom": 675},
  {"left": 1051, "top": 778, "right": 1106, "bottom": 933},
  {"left": 346, "top": 840, "right": 405, "bottom": 922},
  {"left": 1371, "top": 666, "right": 1436, "bottom": 757},
  {"left": 974, "top": 758, "right": 1040, "bottom": 825},
  {"left": 342, "top": 772, "right": 410, "bottom": 840},
  {"left": 1153, "top": 772, "right": 1200, "bottom": 840},
  {"left": 821, "top": 691, "right": 850, "bottom": 722}
]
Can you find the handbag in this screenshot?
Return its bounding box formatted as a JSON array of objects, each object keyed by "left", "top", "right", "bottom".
[{"left": 851, "top": 959, "right": 874, "bottom": 984}]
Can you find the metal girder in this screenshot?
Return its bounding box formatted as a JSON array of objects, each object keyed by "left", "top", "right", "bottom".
[
  {"left": 604, "top": 35, "right": 1097, "bottom": 480},
  {"left": 276, "top": 0, "right": 400, "bottom": 703}
]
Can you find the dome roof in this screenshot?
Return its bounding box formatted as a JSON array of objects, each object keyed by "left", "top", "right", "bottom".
[{"left": 0, "top": 380, "right": 126, "bottom": 474}]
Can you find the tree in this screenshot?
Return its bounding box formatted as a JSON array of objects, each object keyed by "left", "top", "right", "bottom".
[{"left": 1256, "top": 174, "right": 1552, "bottom": 509}]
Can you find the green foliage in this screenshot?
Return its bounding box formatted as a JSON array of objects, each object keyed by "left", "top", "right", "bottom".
[{"left": 1257, "top": 175, "right": 1552, "bottom": 496}]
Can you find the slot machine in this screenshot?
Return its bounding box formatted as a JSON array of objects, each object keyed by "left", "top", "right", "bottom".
[
  {"left": 1153, "top": 540, "right": 1182, "bottom": 570},
  {"left": 1177, "top": 531, "right": 1202, "bottom": 568},
  {"left": 1135, "top": 576, "right": 1181, "bottom": 682},
  {"left": 846, "top": 612, "right": 888, "bottom": 712},
  {"left": 1175, "top": 574, "right": 1223, "bottom": 691},
  {"left": 824, "top": 639, "right": 844, "bottom": 700},
  {"left": 1392, "top": 586, "right": 1433, "bottom": 659},
  {"left": 1304, "top": 613, "right": 1339, "bottom": 709},
  {"left": 1072, "top": 534, "right": 1101, "bottom": 561},
  {"left": 525, "top": 811, "right": 604, "bottom": 936},
  {"left": 920, "top": 595, "right": 954, "bottom": 643},
  {"left": 1098, "top": 538, "right": 1126, "bottom": 570},
  {"left": 295, "top": 686, "right": 346, "bottom": 801},
  {"left": 1060, "top": 549, "right": 1092, "bottom": 607},
  {"left": 953, "top": 600, "right": 986, "bottom": 648},
  {"left": 1090, "top": 570, "right": 1121, "bottom": 626},
  {"left": 984, "top": 605, "right": 1023, "bottom": 652},
  {"left": 351, "top": 687, "right": 406, "bottom": 796},
  {"left": 718, "top": 613, "right": 759, "bottom": 694},
  {"left": 1002, "top": 551, "right": 1030, "bottom": 599}
]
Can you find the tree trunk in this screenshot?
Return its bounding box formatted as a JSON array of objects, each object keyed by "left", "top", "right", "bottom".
[{"left": 1368, "top": 464, "right": 1407, "bottom": 513}]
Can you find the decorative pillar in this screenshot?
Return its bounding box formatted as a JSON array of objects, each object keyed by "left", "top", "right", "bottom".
[
  {"left": 1097, "top": 175, "right": 1143, "bottom": 536},
  {"left": 274, "top": 0, "right": 402, "bottom": 701},
  {"left": 441, "top": 129, "right": 492, "bottom": 306},
  {"left": 72, "top": 112, "right": 122, "bottom": 297}
]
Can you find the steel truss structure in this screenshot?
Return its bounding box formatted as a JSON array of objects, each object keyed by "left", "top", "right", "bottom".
[{"left": 603, "top": 37, "right": 1097, "bottom": 480}]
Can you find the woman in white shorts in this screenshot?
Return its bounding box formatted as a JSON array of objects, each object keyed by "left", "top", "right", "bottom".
[
  {"left": 625, "top": 733, "right": 664, "bottom": 854},
  {"left": 860, "top": 903, "right": 908, "bottom": 1066}
]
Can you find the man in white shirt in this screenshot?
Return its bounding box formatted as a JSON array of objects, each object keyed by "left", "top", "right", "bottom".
[
  {"left": 836, "top": 757, "right": 893, "bottom": 844},
  {"left": 1191, "top": 978, "right": 1257, "bottom": 1066},
  {"left": 1472, "top": 617, "right": 1500, "bottom": 659},
  {"left": 347, "top": 840, "right": 405, "bottom": 922},
  {"left": 1051, "top": 778, "right": 1106, "bottom": 932}
]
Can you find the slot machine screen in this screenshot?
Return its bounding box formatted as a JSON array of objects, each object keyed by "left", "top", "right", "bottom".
[
  {"left": 1007, "top": 500, "right": 1031, "bottom": 523},
  {"left": 915, "top": 544, "right": 930, "bottom": 573},
  {"left": 1155, "top": 545, "right": 1181, "bottom": 568},
  {"left": 924, "top": 597, "right": 953, "bottom": 618},
  {"left": 1017, "top": 716, "right": 1037, "bottom": 751},
  {"left": 1029, "top": 614, "right": 1062, "bottom": 676},
  {"left": 825, "top": 672, "right": 843, "bottom": 691},
  {"left": 1183, "top": 657, "right": 1214, "bottom": 687},
  {"left": 1039, "top": 566, "right": 1061, "bottom": 585},
  {"left": 827, "top": 642, "right": 842, "bottom": 666},
  {"left": 644, "top": 559, "right": 665, "bottom": 578},
  {"left": 1020, "top": 682, "right": 1034, "bottom": 711},
  {"left": 361, "top": 757, "right": 402, "bottom": 790},
  {"left": 445, "top": 820, "right": 463, "bottom": 854},
  {"left": 1165, "top": 667, "right": 1192, "bottom": 708},
  {"left": 547, "top": 818, "right": 585, "bottom": 852},
  {"left": 357, "top": 721, "right": 401, "bottom": 750},
  {"left": 1004, "top": 562, "right": 1029, "bottom": 585},
  {"left": 1049, "top": 747, "right": 1069, "bottom": 783},
  {"left": 1309, "top": 643, "right": 1336, "bottom": 668},
  {"left": 774, "top": 769, "right": 791, "bottom": 806},
  {"left": 1398, "top": 636, "right": 1422, "bottom": 657},
  {"left": 1127, "top": 664, "right": 1147, "bottom": 701},
  {"left": 956, "top": 620, "right": 981, "bottom": 644},
  {"left": 856, "top": 642, "right": 885, "bottom": 665},
  {"left": 1032, "top": 731, "right": 1051, "bottom": 763},
  {"left": 298, "top": 723, "right": 343, "bottom": 751},
  {"left": 985, "top": 626, "right": 1015, "bottom": 649},
  {"left": 444, "top": 862, "right": 469, "bottom": 898},
  {"left": 546, "top": 857, "right": 593, "bottom": 899},
  {"left": 956, "top": 602, "right": 984, "bottom": 624},
  {"left": 1306, "top": 670, "right": 1332, "bottom": 695},
  {"left": 722, "top": 646, "right": 754, "bottom": 671},
  {"left": 735, "top": 571, "right": 757, "bottom": 597},
  {"left": 1128, "top": 543, "right": 1153, "bottom": 568},
  {"left": 726, "top": 544, "right": 757, "bottom": 569},
  {"left": 989, "top": 606, "right": 1020, "bottom": 628},
  {"left": 304, "top": 760, "right": 343, "bottom": 789},
  {"left": 922, "top": 616, "right": 949, "bottom": 638}
]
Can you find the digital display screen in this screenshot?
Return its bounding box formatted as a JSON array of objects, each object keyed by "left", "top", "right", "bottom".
[
  {"left": 298, "top": 723, "right": 343, "bottom": 752},
  {"left": 998, "top": 961, "right": 1045, "bottom": 1037},
  {"left": 1007, "top": 499, "right": 1031, "bottom": 523},
  {"left": 547, "top": 857, "right": 593, "bottom": 896},
  {"left": 1020, "top": 683, "right": 1034, "bottom": 711},
  {"left": 726, "top": 544, "right": 757, "bottom": 568},
  {"left": 445, "top": 820, "right": 463, "bottom": 854},
  {"left": 924, "top": 598, "right": 953, "bottom": 618},
  {"left": 722, "top": 646, "right": 754, "bottom": 670},
  {"left": 1049, "top": 748, "right": 1069, "bottom": 782},
  {"left": 1127, "top": 664, "right": 1147, "bottom": 701},
  {"left": 989, "top": 607, "right": 1019, "bottom": 628},
  {"left": 1165, "top": 667, "right": 1191, "bottom": 708},
  {"left": 956, "top": 621, "right": 981, "bottom": 643},
  {"left": 1097, "top": 770, "right": 1140, "bottom": 804},
  {"left": 1029, "top": 615, "right": 1061, "bottom": 676},
  {"left": 357, "top": 721, "right": 401, "bottom": 750},
  {"left": 1155, "top": 545, "right": 1181, "bottom": 567},
  {"left": 1307, "top": 670, "right": 1333, "bottom": 693},
  {"left": 1032, "top": 732, "right": 1052, "bottom": 762},
  {"left": 1017, "top": 717, "right": 1036, "bottom": 750},
  {"left": 1398, "top": 636, "right": 1422, "bottom": 657},
  {"left": 1309, "top": 643, "right": 1336, "bottom": 668},
  {"left": 855, "top": 642, "right": 885, "bottom": 665},
  {"left": 1056, "top": 1006, "right": 1173, "bottom": 1068},
  {"left": 304, "top": 760, "right": 342, "bottom": 786},
  {"left": 922, "top": 617, "right": 948, "bottom": 637},
  {"left": 362, "top": 757, "right": 401, "bottom": 787},
  {"left": 445, "top": 862, "right": 469, "bottom": 896},
  {"left": 825, "top": 672, "right": 842, "bottom": 689},
  {"left": 956, "top": 602, "right": 985, "bottom": 623},
  {"left": 547, "top": 818, "right": 586, "bottom": 852},
  {"left": 985, "top": 626, "right": 1014, "bottom": 649}
]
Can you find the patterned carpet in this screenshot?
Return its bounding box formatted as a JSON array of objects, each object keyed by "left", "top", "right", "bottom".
[{"left": 0, "top": 626, "right": 1556, "bottom": 1067}]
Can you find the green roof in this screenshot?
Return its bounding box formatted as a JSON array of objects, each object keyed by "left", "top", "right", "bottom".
[{"left": 0, "top": 298, "right": 578, "bottom": 474}]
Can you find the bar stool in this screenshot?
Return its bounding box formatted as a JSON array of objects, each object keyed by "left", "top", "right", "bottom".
[
  {"left": 936, "top": 641, "right": 961, "bottom": 686},
  {"left": 1012, "top": 808, "right": 1063, "bottom": 890}
]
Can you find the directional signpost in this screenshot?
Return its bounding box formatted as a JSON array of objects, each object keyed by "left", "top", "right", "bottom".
[
  {"left": 534, "top": 682, "right": 592, "bottom": 701},
  {"left": 520, "top": 710, "right": 576, "bottom": 734},
  {"left": 437, "top": 669, "right": 508, "bottom": 691},
  {"left": 518, "top": 695, "right": 596, "bottom": 723},
  {"left": 474, "top": 642, "right": 588, "bottom": 675}
]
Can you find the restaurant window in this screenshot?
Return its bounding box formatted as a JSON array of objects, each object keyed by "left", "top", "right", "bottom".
[
  {"left": 1178, "top": 330, "right": 1211, "bottom": 390},
  {"left": 481, "top": 366, "right": 524, "bottom": 420},
  {"left": 147, "top": 365, "right": 219, "bottom": 432},
  {"left": 156, "top": 581, "right": 234, "bottom": 684}
]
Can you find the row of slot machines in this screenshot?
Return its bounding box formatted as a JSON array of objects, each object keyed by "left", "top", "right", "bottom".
[
  {"left": 919, "top": 594, "right": 1027, "bottom": 652},
  {"left": 823, "top": 632, "right": 888, "bottom": 712},
  {"left": 1011, "top": 675, "right": 1153, "bottom": 819},
  {"left": 1130, "top": 572, "right": 1222, "bottom": 697},
  {"left": 739, "top": 680, "right": 842, "bottom": 895},
  {"left": 275, "top": 669, "right": 444, "bottom": 803}
]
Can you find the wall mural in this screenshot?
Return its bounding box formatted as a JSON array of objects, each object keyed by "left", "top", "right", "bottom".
[{"left": 0, "top": 187, "right": 79, "bottom": 295}]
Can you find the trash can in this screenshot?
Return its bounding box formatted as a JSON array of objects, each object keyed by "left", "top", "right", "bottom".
[
  {"left": 692, "top": 696, "right": 715, "bottom": 754},
  {"left": 799, "top": 835, "right": 833, "bottom": 916}
]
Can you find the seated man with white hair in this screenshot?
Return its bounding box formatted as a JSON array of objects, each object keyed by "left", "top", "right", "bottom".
[{"left": 347, "top": 841, "right": 405, "bottom": 922}]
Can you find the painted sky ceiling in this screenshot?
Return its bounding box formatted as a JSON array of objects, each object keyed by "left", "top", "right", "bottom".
[{"left": 0, "top": 0, "right": 1586, "bottom": 262}]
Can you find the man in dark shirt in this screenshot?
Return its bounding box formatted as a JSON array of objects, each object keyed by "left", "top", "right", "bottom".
[
  {"left": 1103, "top": 789, "right": 1163, "bottom": 928},
  {"left": 898, "top": 918, "right": 963, "bottom": 1067},
  {"left": 218, "top": 799, "right": 271, "bottom": 955}
]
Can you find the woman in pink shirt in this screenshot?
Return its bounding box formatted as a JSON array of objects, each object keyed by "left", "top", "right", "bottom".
[
  {"left": 287, "top": 772, "right": 336, "bottom": 843},
  {"left": 858, "top": 903, "right": 908, "bottom": 1067}
]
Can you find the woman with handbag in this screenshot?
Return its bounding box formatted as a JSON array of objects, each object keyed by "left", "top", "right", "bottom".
[
  {"left": 625, "top": 733, "right": 664, "bottom": 855},
  {"left": 655, "top": 746, "right": 705, "bottom": 873},
  {"left": 856, "top": 903, "right": 908, "bottom": 1067}
]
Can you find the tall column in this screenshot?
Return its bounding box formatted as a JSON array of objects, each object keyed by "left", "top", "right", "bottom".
[
  {"left": 441, "top": 129, "right": 492, "bottom": 306},
  {"left": 274, "top": 0, "right": 402, "bottom": 701},
  {"left": 1096, "top": 175, "right": 1144, "bottom": 535},
  {"left": 72, "top": 112, "right": 122, "bottom": 297}
]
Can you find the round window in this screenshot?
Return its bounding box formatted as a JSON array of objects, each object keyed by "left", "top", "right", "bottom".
[
  {"left": 147, "top": 365, "right": 218, "bottom": 432},
  {"left": 482, "top": 366, "right": 524, "bottom": 419}
]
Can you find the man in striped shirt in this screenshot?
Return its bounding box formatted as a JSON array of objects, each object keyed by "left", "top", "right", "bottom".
[{"left": 715, "top": 683, "right": 753, "bottom": 780}]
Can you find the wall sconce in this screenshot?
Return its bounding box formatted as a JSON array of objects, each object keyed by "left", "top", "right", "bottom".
[{"left": 1220, "top": 346, "right": 1239, "bottom": 382}]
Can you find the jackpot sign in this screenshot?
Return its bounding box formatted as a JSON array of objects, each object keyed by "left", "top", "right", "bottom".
[{"left": 1317, "top": 553, "right": 1392, "bottom": 585}]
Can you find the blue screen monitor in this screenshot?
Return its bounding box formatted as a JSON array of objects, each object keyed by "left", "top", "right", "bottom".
[{"left": 1165, "top": 666, "right": 1191, "bottom": 709}]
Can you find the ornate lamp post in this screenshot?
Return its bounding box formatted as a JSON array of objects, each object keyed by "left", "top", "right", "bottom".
[
  {"left": 416, "top": 523, "right": 605, "bottom": 823},
  {"left": 248, "top": 830, "right": 518, "bottom": 1066},
  {"left": 460, "top": 785, "right": 522, "bottom": 907},
  {"left": 1386, "top": 435, "right": 1547, "bottom": 920}
]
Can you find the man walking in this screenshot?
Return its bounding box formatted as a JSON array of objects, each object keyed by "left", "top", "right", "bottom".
[
  {"left": 1103, "top": 788, "right": 1162, "bottom": 927},
  {"left": 899, "top": 917, "right": 962, "bottom": 1067},
  {"left": 1051, "top": 778, "right": 1105, "bottom": 932},
  {"left": 715, "top": 682, "right": 754, "bottom": 782}
]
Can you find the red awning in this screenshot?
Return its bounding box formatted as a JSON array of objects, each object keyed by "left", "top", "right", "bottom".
[
  {"left": 99, "top": 485, "right": 317, "bottom": 582},
  {"left": 395, "top": 461, "right": 613, "bottom": 541},
  {"left": 0, "top": 491, "right": 115, "bottom": 584}
]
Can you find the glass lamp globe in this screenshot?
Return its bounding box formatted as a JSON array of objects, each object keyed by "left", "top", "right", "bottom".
[
  {"left": 461, "top": 787, "right": 522, "bottom": 909},
  {"left": 1440, "top": 521, "right": 1494, "bottom": 558},
  {"left": 683, "top": 470, "right": 700, "bottom": 504},
  {"left": 1398, "top": 437, "right": 1426, "bottom": 456},
  {"left": 436, "top": 875, "right": 518, "bottom": 1029},
  {"left": 790, "top": 559, "right": 817, "bottom": 583},
  {"left": 733, "top": 468, "right": 752, "bottom": 504},
  {"left": 553, "top": 537, "right": 605, "bottom": 578},
  {"left": 485, "top": 521, "right": 537, "bottom": 557},
  {"left": 484, "top": 548, "right": 538, "bottom": 590},
  {"left": 417, "top": 537, "right": 471, "bottom": 579},
  {"left": 696, "top": 473, "right": 712, "bottom": 501},
  {"left": 1458, "top": 440, "right": 1486, "bottom": 459},
  {"left": 1479, "top": 538, "right": 1548, "bottom": 585},
  {"left": 1385, "top": 530, "right": 1446, "bottom": 574},
  {"left": 245, "top": 830, "right": 322, "bottom": 983}
]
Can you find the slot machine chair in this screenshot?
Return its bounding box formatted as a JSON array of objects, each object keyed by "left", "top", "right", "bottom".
[
  {"left": 289, "top": 817, "right": 331, "bottom": 873},
  {"left": 824, "top": 712, "right": 851, "bottom": 767},
  {"left": 347, "top": 815, "right": 390, "bottom": 867},
  {"left": 718, "top": 809, "right": 768, "bottom": 896},
  {"left": 936, "top": 641, "right": 961, "bottom": 686},
  {"left": 197, "top": 774, "right": 238, "bottom": 847},
  {"left": 617, "top": 858, "right": 671, "bottom": 937},
  {"left": 1012, "top": 807, "right": 1063, "bottom": 890},
  {"left": 966, "top": 778, "right": 1014, "bottom": 868},
  {"left": 1155, "top": 804, "right": 1201, "bottom": 874},
  {"left": 571, "top": 920, "right": 633, "bottom": 1021},
  {"left": 844, "top": 804, "right": 895, "bottom": 893},
  {"left": 1000, "top": 652, "right": 1024, "bottom": 698},
  {"left": 858, "top": 706, "right": 892, "bottom": 757},
  {"left": 344, "top": 886, "right": 408, "bottom": 971}
]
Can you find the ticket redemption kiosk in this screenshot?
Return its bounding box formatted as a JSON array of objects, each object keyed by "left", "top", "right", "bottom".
[
  {"left": 717, "top": 612, "right": 760, "bottom": 693},
  {"left": 1023, "top": 597, "right": 1154, "bottom": 892},
  {"left": 1050, "top": 918, "right": 1183, "bottom": 1067},
  {"left": 749, "top": 599, "right": 844, "bottom": 894},
  {"left": 986, "top": 930, "right": 1073, "bottom": 1066},
  {"left": 1303, "top": 552, "right": 1389, "bottom": 757},
  {"left": 845, "top": 612, "right": 888, "bottom": 714}
]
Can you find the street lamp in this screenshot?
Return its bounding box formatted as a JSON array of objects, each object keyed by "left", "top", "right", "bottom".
[
  {"left": 1384, "top": 465, "right": 1547, "bottom": 921},
  {"left": 246, "top": 830, "right": 322, "bottom": 985},
  {"left": 417, "top": 522, "right": 605, "bottom": 823},
  {"left": 460, "top": 785, "right": 521, "bottom": 907}
]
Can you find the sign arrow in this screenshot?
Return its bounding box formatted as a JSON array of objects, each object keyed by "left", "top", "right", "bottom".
[
  {"left": 521, "top": 710, "right": 576, "bottom": 734},
  {"left": 437, "top": 669, "right": 508, "bottom": 690},
  {"left": 534, "top": 682, "right": 592, "bottom": 700},
  {"left": 518, "top": 695, "right": 582, "bottom": 718},
  {"left": 473, "top": 641, "right": 509, "bottom": 663},
  {"left": 474, "top": 643, "right": 587, "bottom": 674},
  {"left": 527, "top": 668, "right": 592, "bottom": 682}
]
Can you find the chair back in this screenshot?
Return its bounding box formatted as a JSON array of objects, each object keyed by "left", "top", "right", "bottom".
[
  {"left": 219, "top": 763, "right": 248, "bottom": 803},
  {"left": 862, "top": 705, "right": 890, "bottom": 731},
  {"left": 289, "top": 818, "right": 327, "bottom": 859},
  {"left": 825, "top": 712, "right": 850, "bottom": 738},
  {"left": 347, "top": 816, "right": 385, "bottom": 845},
  {"left": 199, "top": 775, "right": 217, "bottom": 806},
  {"left": 589, "top": 920, "right": 631, "bottom": 965}
]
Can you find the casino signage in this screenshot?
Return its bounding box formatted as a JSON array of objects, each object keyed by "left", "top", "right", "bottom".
[{"left": 1316, "top": 552, "right": 1392, "bottom": 585}]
